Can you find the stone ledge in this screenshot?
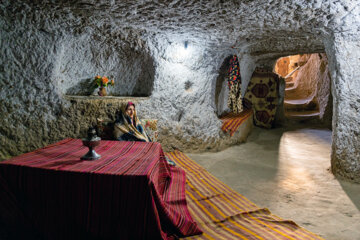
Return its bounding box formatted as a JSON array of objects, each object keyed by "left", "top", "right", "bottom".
[{"left": 64, "top": 95, "right": 150, "bottom": 103}]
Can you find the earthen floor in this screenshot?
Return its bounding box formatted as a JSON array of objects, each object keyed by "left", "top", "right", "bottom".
[{"left": 187, "top": 125, "right": 360, "bottom": 240}]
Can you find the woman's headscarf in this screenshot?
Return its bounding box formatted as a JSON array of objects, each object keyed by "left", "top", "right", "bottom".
[{"left": 114, "top": 102, "right": 150, "bottom": 142}]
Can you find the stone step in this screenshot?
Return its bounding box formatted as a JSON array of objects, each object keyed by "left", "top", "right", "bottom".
[
  {"left": 284, "top": 98, "right": 318, "bottom": 111},
  {"left": 285, "top": 85, "right": 297, "bottom": 93},
  {"left": 285, "top": 86, "right": 297, "bottom": 92},
  {"left": 285, "top": 76, "right": 293, "bottom": 82},
  {"left": 285, "top": 110, "right": 321, "bottom": 122},
  {"left": 286, "top": 81, "right": 295, "bottom": 88},
  {"left": 285, "top": 110, "right": 320, "bottom": 118},
  {"left": 285, "top": 88, "right": 311, "bottom": 100}
]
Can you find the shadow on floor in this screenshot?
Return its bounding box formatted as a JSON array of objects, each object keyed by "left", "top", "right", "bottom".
[{"left": 339, "top": 179, "right": 360, "bottom": 211}]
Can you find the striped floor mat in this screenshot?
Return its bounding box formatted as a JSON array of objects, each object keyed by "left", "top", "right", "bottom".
[
  {"left": 220, "top": 109, "right": 253, "bottom": 136},
  {"left": 165, "top": 151, "right": 324, "bottom": 240}
]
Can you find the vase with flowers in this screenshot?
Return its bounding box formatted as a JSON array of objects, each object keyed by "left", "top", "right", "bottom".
[{"left": 94, "top": 75, "right": 115, "bottom": 96}]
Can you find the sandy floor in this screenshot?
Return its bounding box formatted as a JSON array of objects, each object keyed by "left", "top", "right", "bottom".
[{"left": 187, "top": 126, "right": 360, "bottom": 240}]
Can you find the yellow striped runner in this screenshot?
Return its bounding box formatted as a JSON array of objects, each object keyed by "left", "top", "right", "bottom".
[
  {"left": 165, "top": 151, "right": 324, "bottom": 240},
  {"left": 221, "top": 109, "right": 253, "bottom": 136}
]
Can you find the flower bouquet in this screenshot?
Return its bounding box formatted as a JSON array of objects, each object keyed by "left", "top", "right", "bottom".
[{"left": 94, "top": 75, "right": 115, "bottom": 96}]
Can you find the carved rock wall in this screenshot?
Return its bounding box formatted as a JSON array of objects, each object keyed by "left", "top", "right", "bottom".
[
  {"left": 0, "top": 0, "right": 360, "bottom": 182},
  {"left": 292, "top": 54, "right": 320, "bottom": 100},
  {"left": 326, "top": 35, "right": 360, "bottom": 182},
  {"left": 315, "top": 53, "right": 332, "bottom": 126}
]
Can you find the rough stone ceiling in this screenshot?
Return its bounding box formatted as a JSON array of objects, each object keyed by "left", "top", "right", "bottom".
[{"left": 5, "top": 0, "right": 360, "bottom": 56}]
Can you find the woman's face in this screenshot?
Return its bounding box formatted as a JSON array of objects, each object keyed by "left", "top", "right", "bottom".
[{"left": 125, "top": 105, "right": 135, "bottom": 119}]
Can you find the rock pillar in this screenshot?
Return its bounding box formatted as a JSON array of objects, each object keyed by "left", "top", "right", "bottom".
[{"left": 326, "top": 33, "right": 360, "bottom": 182}]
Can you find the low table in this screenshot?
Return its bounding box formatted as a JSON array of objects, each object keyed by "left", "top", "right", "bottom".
[{"left": 0, "top": 139, "right": 202, "bottom": 239}]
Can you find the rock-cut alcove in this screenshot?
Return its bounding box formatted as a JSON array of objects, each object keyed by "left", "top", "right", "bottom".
[
  {"left": 58, "top": 35, "right": 155, "bottom": 97},
  {"left": 214, "top": 55, "right": 232, "bottom": 116}
]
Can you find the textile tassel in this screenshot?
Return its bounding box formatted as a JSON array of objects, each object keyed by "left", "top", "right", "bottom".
[{"left": 227, "top": 55, "right": 243, "bottom": 113}]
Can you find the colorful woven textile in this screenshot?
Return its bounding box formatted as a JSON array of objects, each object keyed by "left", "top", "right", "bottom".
[
  {"left": 141, "top": 118, "right": 159, "bottom": 142},
  {"left": 244, "top": 68, "right": 280, "bottom": 128},
  {"left": 220, "top": 108, "right": 253, "bottom": 136},
  {"left": 227, "top": 55, "right": 243, "bottom": 113},
  {"left": 165, "top": 151, "right": 324, "bottom": 240},
  {"left": 228, "top": 55, "right": 241, "bottom": 87},
  {"left": 0, "top": 139, "right": 202, "bottom": 240}
]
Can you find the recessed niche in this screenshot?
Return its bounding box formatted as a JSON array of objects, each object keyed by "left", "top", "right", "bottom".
[
  {"left": 214, "top": 55, "right": 232, "bottom": 117},
  {"left": 59, "top": 39, "right": 155, "bottom": 97},
  {"left": 184, "top": 80, "right": 193, "bottom": 91}
]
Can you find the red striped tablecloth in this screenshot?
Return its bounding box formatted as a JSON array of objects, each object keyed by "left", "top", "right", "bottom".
[{"left": 0, "top": 139, "right": 202, "bottom": 240}]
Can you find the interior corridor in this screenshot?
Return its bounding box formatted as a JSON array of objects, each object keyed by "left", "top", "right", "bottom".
[{"left": 187, "top": 126, "right": 360, "bottom": 240}]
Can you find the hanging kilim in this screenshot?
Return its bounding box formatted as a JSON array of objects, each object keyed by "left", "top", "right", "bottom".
[
  {"left": 227, "top": 55, "right": 243, "bottom": 113},
  {"left": 243, "top": 67, "right": 280, "bottom": 128}
]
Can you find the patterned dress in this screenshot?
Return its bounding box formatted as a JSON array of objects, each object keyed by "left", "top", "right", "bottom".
[{"left": 227, "top": 55, "right": 243, "bottom": 113}]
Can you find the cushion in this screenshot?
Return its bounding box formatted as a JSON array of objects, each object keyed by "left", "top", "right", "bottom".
[{"left": 141, "top": 119, "right": 158, "bottom": 142}]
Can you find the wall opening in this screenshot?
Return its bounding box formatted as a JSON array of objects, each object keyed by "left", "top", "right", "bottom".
[
  {"left": 57, "top": 39, "right": 155, "bottom": 98},
  {"left": 274, "top": 53, "right": 332, "bottom": 128},
  {"left": 214, "top": 55, "right": 233, "bottom": 117}
]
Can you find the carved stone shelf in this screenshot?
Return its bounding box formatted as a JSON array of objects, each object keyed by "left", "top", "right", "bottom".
[{"left": 64, "top": 95, "right": 150, "bottom": 103}]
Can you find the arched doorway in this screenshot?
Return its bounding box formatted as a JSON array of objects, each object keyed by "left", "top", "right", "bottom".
[{"left": 274, "top": 53, "right": 332, "bottom": 128}]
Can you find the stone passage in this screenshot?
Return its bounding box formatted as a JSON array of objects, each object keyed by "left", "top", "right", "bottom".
[{"left": 275, "top": 53, "right": 332, "bottom": 127}]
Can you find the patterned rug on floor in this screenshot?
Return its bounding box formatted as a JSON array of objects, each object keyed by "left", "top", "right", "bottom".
[
  {"left": 165, "top": 151, "right": 324, "bottom": 240},
  {"left": 220, "top": 109, "right": 253, "bottom": 137}
]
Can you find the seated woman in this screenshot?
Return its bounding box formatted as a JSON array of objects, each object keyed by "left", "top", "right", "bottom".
[
  {"left": 114, "top": 101, "right": 151, "bottom": 142},
  {"left": 114, "top": 101, "right": 176, "bottom": 166}
]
